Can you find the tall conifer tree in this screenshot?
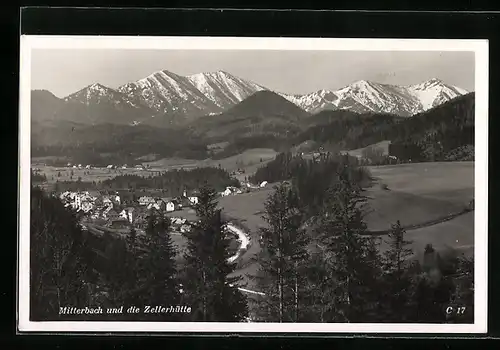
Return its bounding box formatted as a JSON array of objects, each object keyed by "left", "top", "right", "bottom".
[
  {"left": 251, "top": 183, "right": 310, "bottom": 322},
  {"left": 182, "top": 185, "right": 248, "bottom": 321},
  {"left": 315, "top": 160, "right": 382, "bottom": 322}
]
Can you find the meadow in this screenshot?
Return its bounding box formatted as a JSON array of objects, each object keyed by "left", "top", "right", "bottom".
[{"left": 32, "top": 148, "right": 278, "bottom": 185}]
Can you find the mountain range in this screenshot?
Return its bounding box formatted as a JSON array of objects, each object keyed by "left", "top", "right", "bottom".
[{"left": 32, "top": 69, "right": 470, "bottom": 127}]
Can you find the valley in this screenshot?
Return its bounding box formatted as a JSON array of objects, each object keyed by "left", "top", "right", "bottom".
[{"left": 29, "top": 64, "right": 477, "bottom": 323}]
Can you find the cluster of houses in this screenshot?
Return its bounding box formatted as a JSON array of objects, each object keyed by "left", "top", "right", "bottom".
[
  {"left": 66, "top": 163, "right": 93, "bottom": 169},
  {"left": 58, "top": 188, "right": 200, "bottom": 231},
  {"left": 220, "top": 181, "right": 268, "bottom": 197},
  {"left": 59, "top": 191, "right": 98, "bottom": 213},
  {"left": 65, "top": 163, "right": 151, "bottom": 171},
  {"left": 137, "top": 189, "right": 199, "bottom": 212}
]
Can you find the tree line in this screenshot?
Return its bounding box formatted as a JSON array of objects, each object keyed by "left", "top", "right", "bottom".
[
  {"left": 101, "top": 167, "right": 240, "bottom": 196},
  {"left": 250, "top": 152, "right": 371, "bottom": 217},
  {"left": 249, "top": 160, "right": 474, "bottom": 323},
  {"left": 46, "top": 166, "right": 239, "bottom": 198}
]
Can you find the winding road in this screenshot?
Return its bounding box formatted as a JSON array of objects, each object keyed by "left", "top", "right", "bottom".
[{"left": 226, "top": 223, "right": 250, "bottom": 263}]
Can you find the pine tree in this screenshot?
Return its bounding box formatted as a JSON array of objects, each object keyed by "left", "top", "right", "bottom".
[
  {"left": 381, "top": 220, "right": 414, "bottom": 321},
  {"left": 251, "top": 183, "right": 310, "bottom": 322},
  {"left": 181, "top": 185, "right": 248, "bottom": 322},
  {"left": 140, "top": 212, "right": 180, "bottom": 320},
  {"left": 314, "top": 161, "right": 383, "bottom": 322},
  {"left": 30, "top": 187, "right": 92, "bottom": 320}
]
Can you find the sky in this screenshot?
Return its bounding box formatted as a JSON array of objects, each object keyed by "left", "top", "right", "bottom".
[{"left": 31, "top": 49, "right": 475, "bottom": 98}]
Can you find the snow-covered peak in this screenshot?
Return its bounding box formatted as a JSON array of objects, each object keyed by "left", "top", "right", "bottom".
[
  {"left": 186, "top": 70, "right": 266, "bottom": 107},
  {"left": 64, "top": 83, "right": 118, "bottom": 103},
  {"left": 281, "top": 77, "right": 470, "bottom": 116},
  {"left": 407, "top": 78, "right": 469, "bottom": 110}
]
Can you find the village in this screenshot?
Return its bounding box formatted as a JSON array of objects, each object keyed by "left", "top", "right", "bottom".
[{"left": 56, "top": 172, "right": 270, "bottom": 235}]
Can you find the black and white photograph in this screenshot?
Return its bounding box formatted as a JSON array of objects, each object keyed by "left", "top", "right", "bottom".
[{"left": 18, "top": 36, "right": 488, "bottom": 333}]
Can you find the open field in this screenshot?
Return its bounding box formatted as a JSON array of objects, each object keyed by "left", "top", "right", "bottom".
[
  {"left": 32, "top": 165, "right": 164, "bottom": 184},
  {"left": 144, "top": 148, "right": 277, "bottom": 175},
  {"left": 342, "top": 140, "right": 392, "bottom": 157},
  {"left": 364, "top": 161, "right": 474, "bottom": 230},
  {"left": 367, "top": 161, "right": 474, "bottom": 195},
  {"left": 376, "top": 210, "right": 475, "bottom": 259}
]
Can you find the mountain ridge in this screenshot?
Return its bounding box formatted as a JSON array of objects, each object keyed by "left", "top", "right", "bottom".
[
  {"left": 33, "top": 70, "right": 471, "bottom": 128},
  {"left": 279, "top": 78, "right": 469, "bottom": 116}
]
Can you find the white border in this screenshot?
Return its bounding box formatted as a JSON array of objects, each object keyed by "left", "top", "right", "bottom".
[{"left": 18, "top": 36, "right": 489, "bottom": 334}]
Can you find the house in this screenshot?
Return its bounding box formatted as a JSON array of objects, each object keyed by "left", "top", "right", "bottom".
[
  {"left": 260, "top": 181, "right": 268, "bottom": 188},
  {"left": 180, "top": 224, "right": 191, "bottom": 233},
  {"left": 221, "top": 188, "right": 233, "bottom": 197},
  {"left": 170, "top": 217, "right": 187, "bottom": 226},
  {"left": 188, "top": 196, "right": 199, "bottom": 205},
  {"left": 166, "top": 201, "right": 176, "bottom": 212},
  {"left": 138, "top": 196, "right": 155, "bottom": 206},
  {"left": 106, "top": 164, "right": 114, "bottom": 169},
  {"left": 147, "top": 202, "right": 162, "bottom": 211},
  {"left": 119, "top": 207, "right": 135, "bottom": 224}
]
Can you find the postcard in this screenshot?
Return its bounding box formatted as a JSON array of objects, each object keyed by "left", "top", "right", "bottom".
[{"left": 18, "top": 36, "right": 488, "bottom": 333}]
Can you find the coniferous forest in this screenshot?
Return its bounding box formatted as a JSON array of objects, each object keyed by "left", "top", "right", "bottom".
[{"left": 30, "top": 155, "right": 474, "bottom": 323}]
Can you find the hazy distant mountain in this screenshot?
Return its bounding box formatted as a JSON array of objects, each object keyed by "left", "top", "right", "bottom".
[
  {"left": 31, "top": 83, "right": 155, "bottom": 126},
  {"left": 31, "top": 90, "right": 66, "bottom": 122},
  {"left": 280, "top": 78, "right": 469, "bottom": 116},
  {"left": 187, "top": 90, "right": 310, "bottom": 139}
]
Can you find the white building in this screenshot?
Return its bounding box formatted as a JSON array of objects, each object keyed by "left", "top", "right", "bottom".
[
  {"left": 170, "top": 217, "right": 186, "bottom": 225},
  {"left": 59, "top": 191, "right": 96, "bottom": 213},
  {"left": 221, "top": 188, "right": 232, "bottom": 197},
  {"left": 138, "top": 196, "right": 155, "bottom": 206},
  {"left": 180, "top": 224, "right": 191, "bottom": 233},
  {"left": 166, "top": 201, "right": 176, "bottom": 212},
  {"left": 119, "top": 208, "right": 135, "bottom": 224},
  {"left": 147, "top": 202, "right": 162, "bottom": 211},
  {"left": 188, "top": 196, "right": 199, "bottom": 205}
]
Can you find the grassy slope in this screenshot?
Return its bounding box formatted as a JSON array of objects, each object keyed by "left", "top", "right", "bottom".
[
  {"left": 144, "top": 148, "right": 278, "bottom": 173},
  {"left": 342, "top": 140, "right": 392, "bottom": 157}
]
